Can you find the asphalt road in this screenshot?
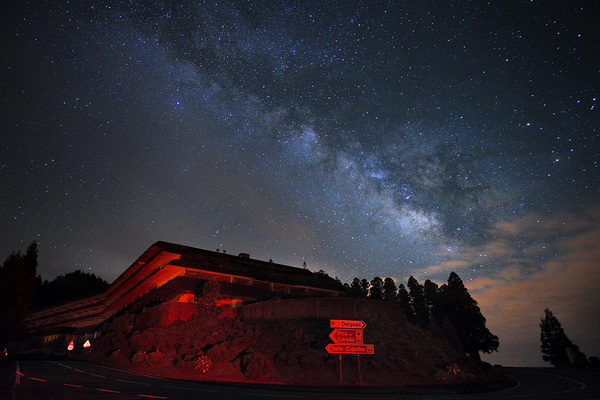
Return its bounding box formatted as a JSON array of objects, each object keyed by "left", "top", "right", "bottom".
[{"left": 2, "top": 360, "right": 599, "bottom": 400}]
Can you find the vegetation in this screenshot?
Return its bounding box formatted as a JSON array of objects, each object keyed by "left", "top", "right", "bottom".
[
  {"left": 0, "top": 243, "right": 109, "bottom": 347},
  {"left": 344, "top": 272, "right": 499, "bottom": 361},
  {"left": 0, "top": 242, "right": 38, "bottom": 346},
  {"left": 539, "top": 308, "right": 588, "bottom": 367},
  {"left": 33, "top": 270, "right": 109, "bottom": 310}
]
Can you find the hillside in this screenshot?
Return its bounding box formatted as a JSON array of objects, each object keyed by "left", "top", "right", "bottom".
[{"left": 66, "top": 299, "right": 501, "bottom": 386}]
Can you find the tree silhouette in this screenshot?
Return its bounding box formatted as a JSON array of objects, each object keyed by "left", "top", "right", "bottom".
[
  {"left": 369, "top": 276, "right": 384, "bottom": 300},
  {"left": 0, "top": 242, "right": 38, "bottom": 345},
  {"left": 359, "top": 278, "right": 370, "bottom": 298},
  {"left": 440, "top": 272, "right": 498, "bottom": 360},
  {"left": 424, "top": 279, "right": 443, "bottom": 327},
  {"left": 383, "top": 277, "right": 398, "bottom": 302},
  {"left": 33, "top": 270, "right": 109, "bottom": 309},
  {"left": 540, "top": 308, "right": 587, "bottom": 367},
  {"left": 347, "top": 277, "right": 364, "bottom": 298},
  {"left": 408, "top": 276, "right": 429, "bottom": 328},
  {"left": 397, "top": 283, "right": 414, "bottom": 323}
]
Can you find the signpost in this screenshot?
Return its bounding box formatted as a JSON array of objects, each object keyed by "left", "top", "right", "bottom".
[{"left": 326, "top": 319, "right": 373, "bottom": 382}]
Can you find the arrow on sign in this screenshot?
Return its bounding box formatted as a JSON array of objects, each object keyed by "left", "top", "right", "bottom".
[
  {"left": 330, "top": 319, "right": 366, "bottom": 329},
  {"left": 329, "top": 329, "right": 363, "bottom": 344},
  {"left": 325, "top": 343, "right": 374, "bottom": 355}
]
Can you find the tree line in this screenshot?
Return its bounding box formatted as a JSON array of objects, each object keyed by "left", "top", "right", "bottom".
[
  {"left": 2, "top": 242, "right": 595, "bottom": 367},
  {"left": 0, "top": 242, "right": 109, "bottom": 347},
  {"left": 342, "top": 273, "right": 499, "bottom": 361}
]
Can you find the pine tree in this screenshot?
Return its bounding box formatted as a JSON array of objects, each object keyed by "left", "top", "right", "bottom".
[
  {"left": 440, "top": 272, "right": 499, "bottom": 360},
  {"left": 540, "top": 308, "right": 587, "bottom": 367},
  {"left": 347, "top": 277, "right": 363, "bottom": 298},
  {"left": 369, "top": 276, "right": 384, "bottom": 300},
  {"left": 397, "top": 284, "right": 414, "bottom": 323},
  {"left": 382, "top": 277, "right": 398, "bottom": 302},
  {"left": 359, "top": 279, "right": 370, "bottom": 298},
  {"left": 0, "top": 242, "right": 38, "bottom": 345},
  {"left": 424, "top": 279, "right": 443, "bottom": 326},
  {"left": 408, "top": 276, "right": 429, "bottom": 328}
]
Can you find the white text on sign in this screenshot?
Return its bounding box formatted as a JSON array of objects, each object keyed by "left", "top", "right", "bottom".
[
  {"left": 329, "top": 329, "right": 363, "bottom": 344},
  {"left": 330, "top": 319, "right": 367, "bottom": 329},
  {"left": 325, "top": 344, "right": 374, "bottom": 355}
]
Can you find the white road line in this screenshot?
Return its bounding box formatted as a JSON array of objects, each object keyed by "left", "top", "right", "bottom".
[
  {"left": 137, "top": 394, "right": 168, "bottom": 399},
  {"left": 527, "top": 370, "right": 587, "bottom": 391},
  {"left": 117, "top": 378, "right": 151, "bottom": 385},
  {"left": 241, "top": 393, "right": 305, "bottom": 398},
  {"left": 164, "top": 385, "right": 219, "bottom": 393}
]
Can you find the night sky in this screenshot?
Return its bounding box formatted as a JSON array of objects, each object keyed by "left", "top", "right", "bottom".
[{"left": 2, "top": 1, "right": 599, "bottom": 367}]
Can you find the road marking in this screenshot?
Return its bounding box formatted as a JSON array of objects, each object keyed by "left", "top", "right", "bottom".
[
  {"left": 242, "top": 393, "right": 305, "bottom": 398},
  {"left": 89, "top": 373, "right": 107, "bottom": 378},
  {"left": 493, "top": 373, "right": 521, "bottom": 393},
  {"left": 137, "top": 394, "right": 168, "bottom": 399},
  {"left": 29, "top": 377, "right": 47, "bottom": 382},
  {"left": 165, "top": 385, "right": 218, "bottom": 392},
  {"left": 527, "top": 370, "right": 587, "bottom": 391},
  {"left": 63, "top": 383, "right": 82, "bottom": 387},
  {"left": 118, "top": 378, "right": 151, "bottom": 385},
  {"left": 97, "top": 388, "right": 120, "bottom": 393}
]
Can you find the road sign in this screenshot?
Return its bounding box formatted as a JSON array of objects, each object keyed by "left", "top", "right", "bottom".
[
  {"left": 83, "top": 340, "right": 91, "bottom": 348},
  {"left": 325, "top": 343, "right": 374, "bottom": 355},
  {"left": 329, "top": 329, "right": 363, "bottom": 344},
  {"left": 330, "top": 319, "right": 366, "bottom": 329},
  {"left": 67, "top": 341, "right": 74, "bottom": 351}
]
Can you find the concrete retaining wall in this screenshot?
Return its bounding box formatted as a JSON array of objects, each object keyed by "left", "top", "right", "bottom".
[
  {"left": 236, "top": 297, "right": 405, "bottom": 322},
  {"left": 132, "top": 297, "right": 406, "bottom": 330}
]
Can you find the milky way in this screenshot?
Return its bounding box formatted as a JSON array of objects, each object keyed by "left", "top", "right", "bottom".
[{"left": 2, "top": 1, "right": 599, "bottom": 365}]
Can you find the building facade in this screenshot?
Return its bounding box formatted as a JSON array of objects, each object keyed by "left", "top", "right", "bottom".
[{"left": 26, "top": 241, "right": 345, "bottom": 338}]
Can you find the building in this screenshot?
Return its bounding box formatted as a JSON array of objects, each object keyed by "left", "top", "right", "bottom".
[{"left": 25, "top": 241, "right": 344, "bottom": 339}]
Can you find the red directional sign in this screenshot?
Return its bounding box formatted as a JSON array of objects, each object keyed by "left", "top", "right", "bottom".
[
  {"left": 326, "top": 344, "right": 374, "bottom": 355},
  {"left": 329, "top": 329, "right": 363, "bottom": 344},
  {"left": 330, "top": 319, "right": 366, "bottom": 329}
]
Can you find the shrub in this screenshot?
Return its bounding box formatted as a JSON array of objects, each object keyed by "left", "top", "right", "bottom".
[
  {"left": 433, "top": 363, "right": 463, "bottom": 384},
  {"left": 132, "top": 350, "right": 147, "bottom": 365},
  {"left": 146, "top": 349, "right": 164, "bottom": 367},
  {"left": 243, "top": 352, "right": 275, "bottom": 381}
]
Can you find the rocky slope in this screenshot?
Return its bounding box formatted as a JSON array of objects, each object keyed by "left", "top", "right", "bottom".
[{"left": 70, "top": 301, "right": 500, "bottom": 386}]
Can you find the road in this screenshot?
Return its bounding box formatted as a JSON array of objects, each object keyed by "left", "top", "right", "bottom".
[{"left": 2, "top": 360, "right": 599, "bottom": 400}]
